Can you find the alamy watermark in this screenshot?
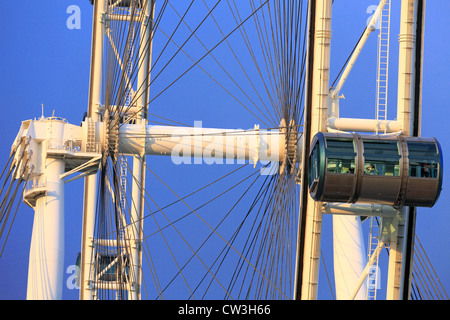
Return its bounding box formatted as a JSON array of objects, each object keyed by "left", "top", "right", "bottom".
[
  {"left": 366, "top": 4, "right": 382, "bottom": 30},
  {"left": 67, "top": 5, "right": 81, "bottom": 30},
  {"left": 168, "top": 121, "right": 281, "bottom": 176},
  {"left": 66, "top": 264, "right": 80, "bottom": 290},
  {"left": 367, "top": 265, "right": 381, "bottom": 291}
]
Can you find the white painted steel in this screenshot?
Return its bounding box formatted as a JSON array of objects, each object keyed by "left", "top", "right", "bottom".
[
  {"left": 396, "top": 0, "right": 417, "bottom": 138},
  {"left": 348, "top": 241, "right": 385, "bottom": 300},
  {"left": 386, "top": 0, "right": 420, "bottom": 300},
  {"left": 80, "top": 0, "right": 106, "bottom": 300},
  {"left": 333, "top": 215, "right": 367, "bottom": 300},
  {"left": 296, "top": 0, "right": 332, "bottom": 300},
  {"left": 130, "top": 155, "right": 144, "bottom": 300},
  {"left": 323, "top": 203, "right": 399, "bottom": 217},
  {"left": 27, "top": 157, "right": 65, "bottom": 300},
  {"left": 128, "top": 0, "right": 156, "bottom": 299},
  {"left": 327, "top": 117, "right": 401, "bottom": 133},
  {"left": 118, "top": 124, "right": 290, "bottom": 164}
]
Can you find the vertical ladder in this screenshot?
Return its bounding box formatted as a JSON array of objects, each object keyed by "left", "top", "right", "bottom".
[
  {"left": 375, "top": 0, "right": 391, "bottom": 134},
  {"left": 367, "top": 0, "right": 391, "bottom": 300},
  {"left": 367, "top": 217, "right": 381, "bottom": 300},
  {"left": 118, "top": 4, "right": 133, "bottom": 242},
  {"left": 125, "top": 5, "right": 136, "bottom": 111},
  {"left": 87, "top": 118, "right": 96, "bottom": 152}
]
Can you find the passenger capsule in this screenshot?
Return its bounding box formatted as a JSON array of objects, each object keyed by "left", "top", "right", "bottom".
[{"left": 308, "top": 132, "right": 443, "bottom": 207}]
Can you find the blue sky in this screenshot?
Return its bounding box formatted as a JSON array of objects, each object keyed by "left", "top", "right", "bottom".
[{"left": 0, "top": 0, "right": 448, "bottom": 300}]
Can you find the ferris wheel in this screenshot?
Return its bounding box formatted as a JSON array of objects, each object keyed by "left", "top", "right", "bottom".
[{"left": 0, "top": 0, "right": 447, "bottom": 300}]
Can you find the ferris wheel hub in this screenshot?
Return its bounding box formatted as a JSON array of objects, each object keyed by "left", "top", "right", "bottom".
[{"left": 279, "top": 118, "right": 299, "bottom": 176}]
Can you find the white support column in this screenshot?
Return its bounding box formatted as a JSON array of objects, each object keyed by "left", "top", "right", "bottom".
[
  {"left": 333, "top": 215, "right": 367, "bottom": 300},
  {"left": 80, "top": 0, "right": 106, "bottom": 300},
  {"left": 129, "top": 155, "right": 145, "bottom": 300},
  {"left": 386, "top": 213, "right": 408, "bottom": 300},
  {"left": 396, "top": 0, "right": 417, "bottom": 137},
  {"left": 129, "top": 0, "right": 155, "bottom": 300},
  {"left": 136, "top": 0, "right": 154, "bottom": 122},
  {"left": 87, "top": 0, "right": 105, "bottom": 119},
  {"left": 298, "top": 0, "right": 332, "bottom": 300},
  {"left": 27, "top": 158, "right": 65, "bottom": 300},
  {"left": 310, "top": 0, "right": 332, "bottom": 135},
  {"left": 386, "top": 0, "right": 418, "bottom": 300}
]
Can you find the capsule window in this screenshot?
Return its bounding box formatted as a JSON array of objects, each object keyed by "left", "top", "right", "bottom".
[
  {"left": 363, "top": 140, "right": 401, "bottom": 176},
  {"left": 409, "top": 160, "right": 438, "bottom": 178},
  {"left": 309, "top": 144, "right": 320, "bottom": 188},
  {"left": 327, "top": 158, "right": 356, "bottom": 174},
  {"left": 407, "top": 142, "right": 439, "bottom": 178},
  {"left": 326, "top": 139, "right": 356, "bottom": 174}
]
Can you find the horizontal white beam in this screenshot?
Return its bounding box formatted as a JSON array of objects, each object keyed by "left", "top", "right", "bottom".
[
  {"left": 323, "top": 203, "right": 399, "bottom": 217},
  {"left": 327, "top": 117, "right": 402, "bottom": 133},
  {"left": 118, "top": 124, "right": 297, "bottom": 164}
]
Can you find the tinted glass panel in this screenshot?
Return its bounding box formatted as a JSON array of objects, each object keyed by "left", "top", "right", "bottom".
[
  {"left": 364, "top": 159, "right": 400, "bottom": 176},
  {"left": 309, "top": 144, "right": 320, "bottom": 186},
  {"left": 363, "top": 140, "right": 400, "bottom": 176},
  {"left": 326, "top": 139, "right": 356, "bottom": 174},
  {"left": 327, "top": 158, "right": 355, "bottom": 174},
  {"left": 407, "top": 142, "right": 438, "bottom": 159},
  {"left": 364, "top": 140, "right": 400, "bottom": 157},
  {"left": 326, "top": 139, "right": 355, "bottom": 154},
  {"left": 409, "top": 160, "right": 438, "bottom": 178},
  {"left": 407, "top": 142, "right": 439, "bottom": 178}
]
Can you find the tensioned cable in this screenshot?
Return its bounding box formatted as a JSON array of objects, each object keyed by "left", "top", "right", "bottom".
[
  {"left": 330, "top": 27, "right": 366, "bottom": 89},
  {"left": 127, "top": 160, "right": 262, "bottom": 298},
  {"left": 144, "top": 165, "right": 258, "bottom": 240},
  {"left": 126, "top": 0, "right": 271, "bottom": 120},
  {"left": 0, "top": 149, "right": 32, "bottom": 258},
  {"left": 376, "top": 227, "right": 447, "bottom": 300},
  {"left": 177, "top": 164, "right": 273, "bottom": 300},
  {"left": 0, "top": 179, "right": 28, "bottom": 259},
  {"left": 155, "top": 25, "right": 274, "bottom": 128},
  {"left": 209, "top": 0, "right": 279, "bottom": 127},
  {"left": 229, "top": 0, "right": 284, "bottom": 123},
  {"left": 203, "top": 171, "right": 277, "bottom": 299},
  {"left": 236, "top": 172, "right": 298, "bottom": 299},
  {"left": 145, "top": 162, "right": 289, "bottom": 299},
  {"left": 233, "top": 176, "right": 283, "bottom": 299},
  {"left": 112, "top": 0, "right": 302, "bottom": 136},
  {"left": 108, "top": 160, "right": 250, "bottom": 242},
  {"left": 169, "top": 0, "right": 278, "bottom": 128},
  {"left": 110, "top": 157, "right": 254, "bottom": 294},
  {"left": 93, "top": 1, "right": 308, "bottom": 300},
  {"left": 199, "top": 169, "right": 280, "bottom": 299},
  {"left": 106, "top": 0, "right": 306, "bottom": 132},
  {"left": 113, "top": 0, "right": 211, "bottom": 123},
  {"left": 412, "top": 235, "right": 448, "bottom": 300}
]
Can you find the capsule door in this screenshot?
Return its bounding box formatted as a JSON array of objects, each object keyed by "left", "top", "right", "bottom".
[
  {"left": 322, "top": 137, "right": 358, "bottom": 203},
  {"left": 357, "top": 139, "right": 403, "bottom": 205}
]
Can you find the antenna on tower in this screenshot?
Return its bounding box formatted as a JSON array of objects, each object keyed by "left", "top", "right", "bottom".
[{"left": 41, "top": 104, "right": 45, "bottom": 120}]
